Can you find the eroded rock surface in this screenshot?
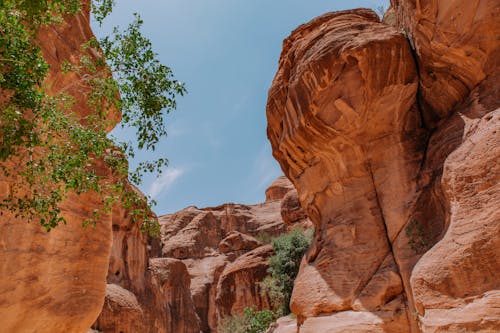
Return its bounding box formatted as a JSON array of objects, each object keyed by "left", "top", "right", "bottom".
[
  {"left": 267, "top": 9, "right": 419, "bottom": 332},
  {"left": 267, "top": 4, "right": 499, "bottom": 333},
  {"left": 95, "top": 176, "right": 307, "bottom": 333},
  {"left": 158, "top": 186, "right": 295, "bottom": 332},
  {"left": 391, "top": 0, "right": 500, "bottom": 125},
  {"left": 0, "top": 7, "right": 117, "bottom": 333},
  {"left": 266, "top": 176, "right": 295, "bottom": 201}
]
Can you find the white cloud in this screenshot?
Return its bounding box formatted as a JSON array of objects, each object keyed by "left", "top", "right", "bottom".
[{"left": 148, "top": 168, "right": 185, "bottom": 199}]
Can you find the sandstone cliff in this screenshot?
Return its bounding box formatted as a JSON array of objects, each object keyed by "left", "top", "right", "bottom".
[
  {"left": 0, "top": 8, "right": 118, "bottom": 333},
  {"left": 267, "top": 2, "right": 499, "bottom": 333},
  {"left": 93, "top": 176, "right": 310, "bottom": 333}
]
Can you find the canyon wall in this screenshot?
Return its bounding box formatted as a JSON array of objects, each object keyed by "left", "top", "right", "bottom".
[
  {"left": 0, "top": 8, "right": 120, "bottom": 333},
  {"left": 93, "top": 176, "right": 310, "bottom": 333},
  {"left": 267, "top": 3, "right": 499, "bottom": 333}
]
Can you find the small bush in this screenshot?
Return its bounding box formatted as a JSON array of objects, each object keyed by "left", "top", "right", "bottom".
[
  {"left": 218, "top": 312, "right": 246, "bottom": 333},
  {"left": 244, "top": 308, "right": 276, "bottom": 333},
  {"left": 218, "top": 307, "right": 276, "bottom": 333},
  {"left": 263, "top": 228, "right": 313, "bottom": 315}
]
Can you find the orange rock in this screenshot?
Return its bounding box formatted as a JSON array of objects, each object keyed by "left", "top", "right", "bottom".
[
  {"left": 267, "top": 9, "right": 420, "bottom": 331},
  {"left": 391, "top": 0, "right": 500, "bottom": 125},
  {"left": 265, "top": 176, "right": 295, "bottom": 201},
  {"left": 280, "top": 189, "right": 310, "bottom": 228},
  {"left": 215, "top": 245, "right": 274, "bottom": 319},
  {"left": 96, "top": 176, "right": 300, "bottom": 332},
  {"left": 267, "top": 3, "right": 500, "bottom": 333},
  {"left": 0, "top": 7, "right": 115, "bottom": 332},
  {"left": 411, "top": 108, "right": 500, "bottom": 332},
  {"left": 218, "top": 231, "right": 262, "bottom": 254},
  {"left": 94, "top": 284, "right": 145, "bottom": 333}
]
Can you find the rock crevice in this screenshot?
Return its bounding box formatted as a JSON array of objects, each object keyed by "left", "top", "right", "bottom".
[{"left": 267, "top": 3, "right": 499, "bottom": 332}]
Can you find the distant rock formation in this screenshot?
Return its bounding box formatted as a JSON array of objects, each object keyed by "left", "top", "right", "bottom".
[
  {"left": 266, "top": 2, "right": 499, "bottom": 332},
  {"left": 93, "top": 176, "right": 310, "bottom": 333}
]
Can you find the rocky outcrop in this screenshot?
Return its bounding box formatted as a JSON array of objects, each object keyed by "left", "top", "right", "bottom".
[
  {"left": 158, "top": 192, "right": 291, "bottom": 332},
  {"left": 267, "top": 9, "right": 418, "bottom": 332},
  {"left": 93, "top": 176, "right": 307, "bottom": 333},
  {"left": 412, "top": 108, "right": 500, "bottom": 332},
  {"left": 0, "top": 7, "right": 118, "bottom": 333},
  {"left": 391, "top": 0, "right": 500, "bottom": 126},
  {"left": 267, "top": 4, "right": 499, "bottom": 333},
  {"left": 266, "top": 176, "right": 295, "bottom": 201},
  {"left": 216, "top": 245, "right": 274, "bottom": 319},
  {"left": 218, "top": 231, "right": 262, "bottom": 253},
  {"left": 95, "top": 284, "right": 145, "bottom": 333},
  {"left": 93, "top": 199, "right": 201, "bottom": 333}
]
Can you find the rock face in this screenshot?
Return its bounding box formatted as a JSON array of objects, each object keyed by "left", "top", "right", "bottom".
[
  {"left": 267, "top": 4, "right": 499, "bottom": 333},
  {"left": 215, "top": 245, "right": 274, "bottom": 319},
  {"left": 158, "top": 187, "right": 297, "bottom": 333},
  {"left": 92, "top": 200, "right": 201, "bottom": 333},
  {"left": 94, "top": 176, "right": 308, "bottom": 333},
  {"left": 266, "top": 176, "right": 295, "bottom": 201},
  {"left": 0, "top": 7, "right": 118, "bottom": 333},
  {"left": 95, "top": 284, "right": 145, "bottom": 333},
  {"left": 391, "top": 0, "right": 500, "bottom": 125}
]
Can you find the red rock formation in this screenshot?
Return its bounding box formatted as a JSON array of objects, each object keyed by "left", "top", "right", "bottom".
[
  {"left": 92, "top": 199, "right": 202, "bottom": 333},
  {"left": 95, "top": 284, "right": 145, "bottom": 333},
  {"left": 267, "top": 3, "right": 499, "bottom": 333},
  {"left": 391, "top": 0, "right": 500, "bottom": 125},
  {"left": 266, "top": 176, "right": 295, "bottom": 201},
  {"left": 218, "top": 231, "right": 262, "bottom": 253},
  {"left": 267, "top": 9, "right": 419, "bottom": 332},
  {"left": 0, "top": 7, "right": 117, "bottom": 332},
  {"left": 216, "top": 245, "right": 274, "bottom": 319},
  {"left": 152, "top": 178, "right": 309, "bottom": 332},
  {"left": 93, "top": 176, "right": 306, "bottom": 333},
  {"left": 158, "top": 201, "right": 283, "bottom": 332}
]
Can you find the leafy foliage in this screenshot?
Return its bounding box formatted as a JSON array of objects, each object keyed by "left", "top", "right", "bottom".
[
  {"left": 261, "top": 228, "right": 313, "bottom": 315},
  {"left": 0, "top": 1, "right": 185, "bottom": 233},
  {"left": 218, "top": 307, "right": 277, "bottom": 333}
]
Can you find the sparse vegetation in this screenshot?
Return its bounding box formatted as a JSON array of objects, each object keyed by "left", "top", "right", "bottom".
[
  {"left": 218, "top": 307, "right": 277, "bottom": 333},
  {"left": 261, "top": 227, "right": 313, "bottom": 315},
  {"left": 221, "top": 228, "right": 313, "bottom": 331}
]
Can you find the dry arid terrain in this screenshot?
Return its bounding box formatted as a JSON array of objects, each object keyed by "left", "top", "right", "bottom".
[{"left": 0, "top": 0, "right": 498, "bottom": 332}]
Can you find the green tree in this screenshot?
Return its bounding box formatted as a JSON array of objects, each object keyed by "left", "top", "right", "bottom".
[
  {"left": 0, "top": 0, "right": 185, "bottom": 233},
  {"left": 262, "top": 228, "right": 313, "bottom": 315}
]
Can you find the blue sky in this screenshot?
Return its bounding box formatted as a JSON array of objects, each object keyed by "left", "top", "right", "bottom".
[{"left": 93, "top": 0, "right": 389, "bottom": 215}]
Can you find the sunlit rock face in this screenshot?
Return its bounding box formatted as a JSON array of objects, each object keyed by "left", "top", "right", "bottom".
[
  {"left": 267, "top": 8, "right": 419, "bottom": 332},
  {"left": 0, "top": 7, "right": 117, "bottom": 333},
  {"left": 267, "top": 3, "right": 499, "bottom": 333},
  {"left": 391, "top": 0, "right": 500, "bottom": 126},
  {"left": 93, "top": 176, "right": 310, "bottom": 333},
  {"left": 157, "top": 178, "right": 309, "bottom": 333}
]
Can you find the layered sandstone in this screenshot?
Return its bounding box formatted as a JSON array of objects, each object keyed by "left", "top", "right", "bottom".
[
  {"left": 93, "top": 198, "right": 201, "bottom": 333},
  {"left": 0, "top": 7, "right": 118, "bottom": 333},
  {"left": 158, "top": 186, "right": 297, "bottom": 332},
  {"left": 391, "top": 0, "right": 500, "bottom": 125},
  {"left": 267, "top": 4, "right": 499, "bottom": 333},
  {"left": 94, "top": 176, "right": 308, "bottom": 333},
  {"left": 267, "top": 9, "right": 419, "bottom": 331}
]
